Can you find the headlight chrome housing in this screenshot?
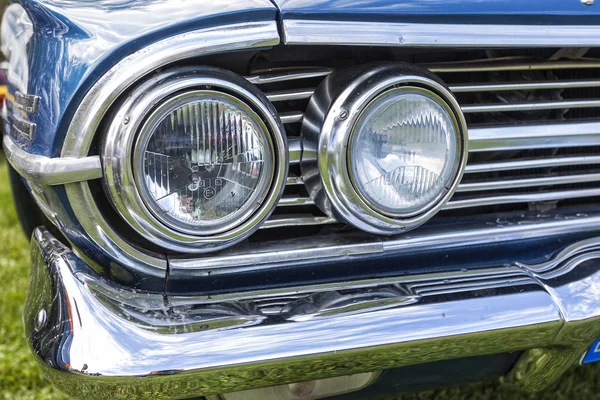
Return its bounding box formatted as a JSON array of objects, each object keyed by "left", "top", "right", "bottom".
[
  {"left": 102, "top": 67, "right": 287, "bottom": 253},
  {"left": 301, "top": 64, "right": 468, "bottom": 235}
]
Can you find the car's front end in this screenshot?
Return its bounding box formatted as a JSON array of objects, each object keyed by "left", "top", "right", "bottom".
[{"left": 5, "top": 1, "right": 600, "bottom": 399}]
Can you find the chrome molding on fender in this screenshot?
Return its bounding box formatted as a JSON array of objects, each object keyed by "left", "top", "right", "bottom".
[
  {"left": 283, "top": 20, "right": 600, "bottom": 47},
  {"left": 25, "top": 227, "right": 600, "bottom": 399},
  {"left": 3, "top": 135, "right": 102, "bottom": 185}
]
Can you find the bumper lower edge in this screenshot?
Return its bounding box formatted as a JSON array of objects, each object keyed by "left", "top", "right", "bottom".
[{"left": 25, "top": 228, "right": 600, "bottom": 399}]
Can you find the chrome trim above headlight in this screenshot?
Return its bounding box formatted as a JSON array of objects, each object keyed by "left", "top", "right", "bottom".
[{"left": 283, "top": 20, "right": 600, "bottom": 48}]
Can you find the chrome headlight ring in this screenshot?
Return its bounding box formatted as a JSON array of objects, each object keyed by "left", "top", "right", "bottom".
[
  {"left": 301, "top": 64, "right": 468, "bottom": 235},
  {"left": 102, "top": 67, "right": 288, "bottom": 253}
]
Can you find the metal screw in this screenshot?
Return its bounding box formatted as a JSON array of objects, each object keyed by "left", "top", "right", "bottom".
[
  {"left": 35, "top": 309, "right": 47, "bottom": 331},
  {"left": 339, "top": 110, "right": 348, "bottom": 120},
  {"left": 582, "top": 0, "right": 594, "bottom": 5}
]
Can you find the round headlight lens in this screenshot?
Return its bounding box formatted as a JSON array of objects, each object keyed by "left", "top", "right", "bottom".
[
  {"left": 348, "top": 87, "right": 459, "bottom": 217},
  {"left": 135, "top": 91, "right": 274, "bottom": 235}
]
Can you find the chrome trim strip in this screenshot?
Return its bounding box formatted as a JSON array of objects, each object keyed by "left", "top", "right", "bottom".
[
  {"left": 171, "top": 212, "right": 600, "bottom": 275},
  {"left": 247, "top": 68, "right": 333, "bottom": 84},
  {"left": 10, "top": 114, "right": 36, "bottom": 141},
  {"left": 14, "top": 91, "right": 40, "bottom": 113},
  {"left": 26, "top": 227, "right": 600, "bottom": 398},
  {"left": 446, "top": 188, "right": 600, "bottom": 209},
  {"left": 468, "top": 122, "right": 600, "bottom": 152},
  {"left": 450, "top": 79, "right": 600, "bottom": 93},
  {"left": 288, "top": 137, "right": 302, "bottom": 164},
  {"left": 278, "top": 195, "right": 314, "bottom": 207},
  {"left": 261, "top": 215, "right": 337, "bottom": 229},
  {"left": 462, "top": 99, "right": 600, "bottom": 113},
  {"left": 285, "top": 175, "right": 304, "bottom": 185},
  {"left": 427, "top": 60, "right": 600, "bottom": 73},
  {"left": 457, "top": 173, "right": 600, "bottom": 192},
  {"left": 280, "top": 111, "right": 304, "bottom": 124},
  {"left": 266, "top": 88, "right": 314, "bottom": 101},
  {"left": 465, "top": 155, "right": 600, "bottom": 173},
  {"left": 283, "top": 20, "right": 600, "bottom": 48},
  {"left": 3, "top": 135, "right": 103, "bottom": 185}
]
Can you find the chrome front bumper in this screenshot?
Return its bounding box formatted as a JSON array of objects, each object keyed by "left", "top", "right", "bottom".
[{"left": 25, "top": 227, "right": 600, "bottom": 399}]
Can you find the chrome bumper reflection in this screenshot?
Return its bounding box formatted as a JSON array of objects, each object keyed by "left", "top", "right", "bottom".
[{"left": 25, "top": 228, "right": 600, "bottom": 399}]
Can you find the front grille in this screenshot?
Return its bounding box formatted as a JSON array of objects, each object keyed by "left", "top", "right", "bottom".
[{"left": 248, "top": 57, "right": 600, "bottom": 230}]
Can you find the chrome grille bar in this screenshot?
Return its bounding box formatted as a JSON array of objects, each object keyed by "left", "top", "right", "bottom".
[
  {"left": 247, "top": 68, "right": 333, "bottom": 85},
  {"left": 457, "top": 173, "right": 600, "bottom": 192},
  {"left": 446, "top": 188, "right": 600, "bottom": 210},
  {"left": 462, "top": 99, "right": 600, "bottom": 114},
  {"left": 450, "top": 79, "right": 600, "bottom": 93},
  {"left": 465, "top": 155, "right": 600, "bottom": 173},
  {"left": 468, "top": 122, "right": 600, "bottom": 152}
]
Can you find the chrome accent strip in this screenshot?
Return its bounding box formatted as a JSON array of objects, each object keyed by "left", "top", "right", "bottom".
[
  {"left": 468, "top": 122, "right": 600, "bottom": 152},
  {"left": 462, "top": 99, "right": 600, "bottom": 113},
  {"left": 450, "top": 79, "right": 600, "bottom": 92},
  {"left": 465, "top": 155, "right": 600, "bottom": 173},
  {"left": 446, "top": 188, "right": 600, "bottom": 209},
  {"left": 285, "top": 175, "right": 304, "bottom": 185},
  {"left": 457, "top": 173, "right": 600, "bottom": 192},
  {"left": 266, "top": 88, "right": 315, "bottom": 101},
  {"left": 280, "top": 111, "right": 304, "bottom": 124},
  {"left": 26, "top": 227, "right": 600, "bottom": 398},
  {"left": 247, "top": 68, "right": 333, "bottom": 84},
  {"left": 14, "top": 91, "right": 40, "bottom": 113},
  {"left": 10, "top": 114, "right": 36, "bottom": 141},
  {"left": 283, "top": 20, "right": 600, "bottom": 48},
  {"left": 261, "top": 215, "right": 337, "bottom": 229},
  {"left": 171, "top": 212, "right": 600, "bottom": 275},
  {"left": 278, "top": 196, "right": 314, "bottom": 207},
  {"left": 288, "top": 137, "right": 301, "bottom": 164},
  {"left": 60, "top": 22, "right": 280, "bottom": 263},
  {"left": 427, "top": 60, "right": 600, "bottom": 73},
  {"left": 3, "top": 135, "right": 103, "bottom": 185}
]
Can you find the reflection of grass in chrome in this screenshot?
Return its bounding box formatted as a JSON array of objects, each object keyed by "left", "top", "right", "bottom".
[{"left": 1, "top": 154, "right": 600, "bottom": 399}]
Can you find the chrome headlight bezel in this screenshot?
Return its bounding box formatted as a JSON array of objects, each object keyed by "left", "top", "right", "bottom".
[
  {"left": 102, "top": 67, "right": 288, "bottom": 253},
  {"left": 301, "top": 64, "right": 468, "bottom": 235}
]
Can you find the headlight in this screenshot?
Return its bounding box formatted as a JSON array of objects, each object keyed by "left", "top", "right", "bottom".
[
  {"left": 348, "top": 87, "right": 459, "bottom": 217},
  {"left": 302, "top": 64, "right": 467, "bottom": 235},
  {"left": 102, "top": 67, "right": 287, "bottom": 253},
  {"left": 135, "top": 91, "right": 274, "bottom": 235}
]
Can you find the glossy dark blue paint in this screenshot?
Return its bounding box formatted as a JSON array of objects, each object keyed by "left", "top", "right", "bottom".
[
  {"left": 16, "top": 0, "right": 277, "bottom": 157},
  {"left": 273, "top": 0, "right": 600, "bottom": 24}
]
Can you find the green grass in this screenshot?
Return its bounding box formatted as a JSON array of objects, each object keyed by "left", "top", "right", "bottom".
[{"left": 1, "top": 156, "right": 600, "bottom": 399}]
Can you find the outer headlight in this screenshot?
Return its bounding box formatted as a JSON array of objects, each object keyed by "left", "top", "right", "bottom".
[
  {"left": 135, "top": 91, "right": 274, "bottom": 235},
  {"left": 301, "top": 64, "right": 467, "bottom": 235},
  {"left": 102, "top": 67, "right": 287, "bottom": 253}
]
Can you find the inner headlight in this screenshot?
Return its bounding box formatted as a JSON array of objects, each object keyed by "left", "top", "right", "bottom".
[
  {"left": 135, "top": 91, "right": 274, "bottom": 235},
  {"left": 102, "top": 67, "right": 287, "bottom": 253},
  {"left": 348, "top": 87, "right": 459, "bottom": 217},
  {"left": 301, "top": 63, "right": 467, "bottom": 235}
]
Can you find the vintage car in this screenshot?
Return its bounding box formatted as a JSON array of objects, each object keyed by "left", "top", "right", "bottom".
[{"left": 3, "top": 0, "right": 600, "bottom": 399}]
